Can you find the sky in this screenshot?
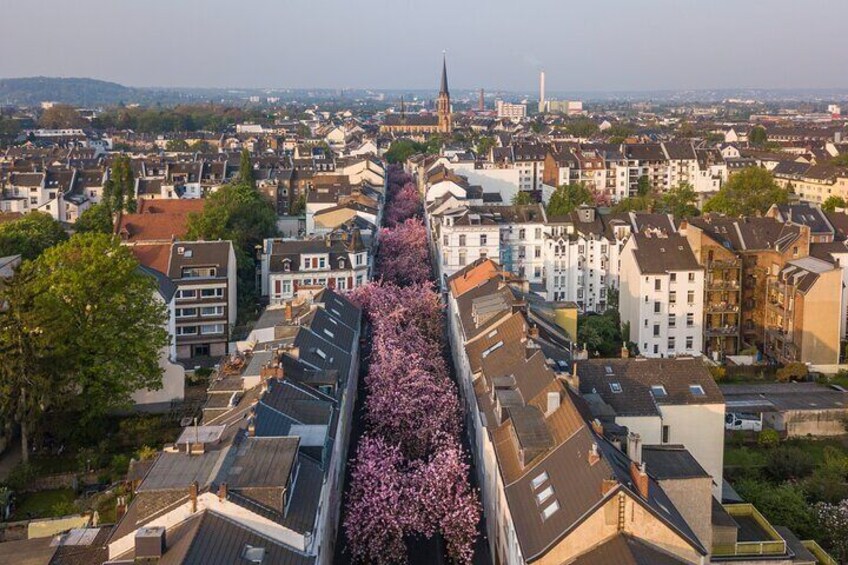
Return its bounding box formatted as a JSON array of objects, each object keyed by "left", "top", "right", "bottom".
[{"left": 2, "top": 0, "right": 848, "bottom": 93}]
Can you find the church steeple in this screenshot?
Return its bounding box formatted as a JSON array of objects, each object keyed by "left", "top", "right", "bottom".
[
  {"left": 440, "top": 53, "right": 449, "bottom": 96},
  {"left": 437, "top": 53, "right": 452, "bottom": 134}
]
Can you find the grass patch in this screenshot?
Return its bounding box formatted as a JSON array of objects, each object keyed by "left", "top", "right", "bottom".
[
  {"left": 12, "top": 488, "right": 76, "bottom": 520},
  {"left": 725, "top": 445, "right": 768, "bottom": 468}
]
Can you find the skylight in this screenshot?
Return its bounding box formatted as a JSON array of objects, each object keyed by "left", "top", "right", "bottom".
[
  {"left": 650, "top": 385, "right": 667, "bottom": 398},
  {"left": 536, "top": 485, "right": 554, "bottom": 505},
  {"left": 530, "top": 471, "right": 549, "bottom": 489},
  {"left": 541, "top": 500, "right": 560, "bottom": 521},
  {"left": 324, "top": 328, "right": 335, "bottom": 339},
  {"left": 316, "top": 348, "right": 327, "bottom": 360},
  {"left": 689, "top": 384, "right": 705, "bottom": 396},
  {"left": 604, "top": 365, "right": 614, "bottom": 376},
  {"left": 610, "top": 383, "right": 623, "bottom": 394}
]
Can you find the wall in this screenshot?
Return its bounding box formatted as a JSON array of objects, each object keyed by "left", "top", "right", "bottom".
[
  {"left": 658, "top": 476, "right": 714, "bottom": 550},
  {"left": 798, "top": 268, "right": 841, "bottom": 365},
  {"left": 660, "top": 404, "right": 725, "bottom": 498}
]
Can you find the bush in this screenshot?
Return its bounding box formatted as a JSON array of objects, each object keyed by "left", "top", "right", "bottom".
[
  {"left": 50, "top": 500, "right": 78, "bottom": 517},
  {"left": 758, "top": 429, "right": 780, "bottom": 449},
  {"left": 3, "top": 463, "right": 37, "bottom": 491},
  {"left": 709, "top": 365, "right": 727, "bottom": 382},
  {"left": 765, "top": 447, "right": 815, "bottom": 481},
  {"left": 735, "top": 479, "right": 822, "bottom": 540},
  {"left": 776, "top": 362, "right": 808, "bottom": 383}
]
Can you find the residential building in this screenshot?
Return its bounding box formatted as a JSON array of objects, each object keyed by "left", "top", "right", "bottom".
[{"left": 620, "top": 232, "right": 704, "bottom": 358}]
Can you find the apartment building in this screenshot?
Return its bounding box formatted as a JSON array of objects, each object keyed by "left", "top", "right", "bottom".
[
  {"left": 764, "top": 257, "right": 842, "bottom": 365},
  {"left": 620, "top": 232, "right": 705, "bottom": 358},
  {"left": 496, "top": 100, "right": 527, "bottom": 119},
  {"left": 260, "top": 230, "right": 370, "bottom": 304},
  {"left": 445, "top": 263, "right": 710, "bottom": 564}
]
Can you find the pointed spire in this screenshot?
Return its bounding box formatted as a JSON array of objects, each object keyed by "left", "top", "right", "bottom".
[{"left": 440, "top": 52, "right": 449, "bottom": 96}]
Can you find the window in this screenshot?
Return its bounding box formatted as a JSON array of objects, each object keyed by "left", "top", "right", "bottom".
[
  {"left": 519, "top": 229, "right": 526, "bottom": 240},
  {"left": 458, "top": 251, "right": 466, "bottom": 266},
  {"left": 535, "top": 228, "right": 542, "bottom": 239},
  {"left": 670, "top": 273, "right": 677, "bottom": 283},
  {"left": 176, "top": 307, "right": 197, "bottom": 318},
  {"left": 443, "top": 235, "right": 449, "bottom": 246},
  {"left": 337, "top": 277, "right": 347, "bottom": 291},
  {"left": 651, "top": 385, "right": 667, "bottom": 398},
  {"left": 689, "top": 384, "right": 705, "bottom": 396},
  {"left": 459, "top": 235, "right": 466, "bottom": 247},
  {"left": 355, "top": 254, "right": 364, "bottom": 266},
  {"left": 688, "top": 272, "right": 695, "bottom": 282},
  {"left": 201, "top": 305, "right": 224, "bottom": 317},
  {"left": 668, "top": 314, "right": 676, "bottom": 327},
  {"left": 686, "top": 336, "right": 694, "bottom": 350},
  {"left": 541, "top": 500, "right": 560, "bottom": 521},
  {"left": 536, "top": 485, "right": 554, "bottom": 505},
  {"left": 531, "top": 472, "right": 549, "bottom": 489},
  {"left": 668, "top": 337, "right": 675, "bottom": 350},
  {"left": 653, "top": 344, "right": 659, "bottom": 354},
  {"left": 654, "top": 301, "right": 661, "bottom": 313},
  {"left": 662, "top": 425, "right": 670, "bottom": 444},
  {"left": 201, "top": 288, "right": 224, "bottom": 299},
  {"left": 610, "top": 383, "right": 622, "bottom": 393},
  {"left": 176, "top": 289, "right": 197, "bottom": 300},
  {"left": 282, "top": 280, "right": 292, "bottom": 295},
  {"left": 318, "top": 257, "right": 326, "bottom": 269},
  {"left": 653, "top": 324, "right": 660, "bottom": 337},
  {"left": 687, "top": 290, "right": 695, "bottom": 304},
  {"left": 655, "top": 279, "right": 661, "bottom": 291},
  {"left": 176, "top": 325, "right": 198, "bottom": 336},
  {"left": 480, "top": 234, "right": 487, "bottom": 246},
  {"left": 200, "top": 323, "right": 224, "bottom": 335},
  {"left": 535, "top": 246, "right": 541, "bottom": 258},
  {"left": 686, "top": 313, "right": 694, "bottom": 327},
  {"left": 182, "top": 266, "right": 216, "bottom": 278},
  {"left": 669, "top": 291, "right": 676, "bottom": 305}
]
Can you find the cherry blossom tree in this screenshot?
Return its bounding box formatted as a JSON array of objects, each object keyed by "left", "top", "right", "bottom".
[
  {"left": 344, "top": 435, "right": 411, "bottom": 564},
  {"left": 377, "top": 219, "right": 430, "bottom": 286},
  {"left": 386, "top": 182, "right": 422, "bottom": 226},
  {"left": 816, "top": 500, "right": 848, "bottom": 562}
]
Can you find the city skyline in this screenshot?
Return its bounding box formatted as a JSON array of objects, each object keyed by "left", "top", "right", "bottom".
[{"left": 2, "top": 0, "right": 848, "bottom": 92}]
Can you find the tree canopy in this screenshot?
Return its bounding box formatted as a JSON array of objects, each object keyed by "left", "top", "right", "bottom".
[
  {"left": 0, "top": 233, "right": 169, "bottom": 459},
  {"left": 384, "top": 139, "right": 428, "bottom": 164},
  {"left": 822, "top": 195, "right": 846, "bottom": 212},
  {"left": 656, "top": 182, "right": 700, "bottom": 217},
  {"left": 703, "top": 167, "right": 787, "bottom": 216},
  {"left": 103, "top": 154, "right": 136, "bottom": 213},
  {"left": 0, "top": 212, "right": 67, "bottom": 261},
  {"left": 546, "top": 182, "right": 593, "bottom": 217},
  {"left": 38, "top": 105, "right": 87, "bottom": 129},
  {"left": 74, "top": 203, "right": 115, "bottom": 234},
  {"left": 512, "top": 191, "right": 534, "bottom": 205},
  {"left": 238, "top": 149, "right": 256, "bottom": 187},
  {"left": 749, "top": 125, "right": 768, "bottom": 147}
]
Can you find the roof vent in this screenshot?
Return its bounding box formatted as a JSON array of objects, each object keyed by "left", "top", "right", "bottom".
[
  {"left": 135, "top": 526, "right": 166, "bottom": 559},
  {"left": 242, "top": 544, "right": 266, "bottom": 564}
]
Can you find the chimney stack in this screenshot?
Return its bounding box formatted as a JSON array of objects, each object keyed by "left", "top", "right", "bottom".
[
  {"left": 284, "top": 301, "right": 293, "bottom": 322},
  {"left": 546, "top": 391, "right": 560, "bottom": 416},
  {"left": 588, "top": 443, "right": 600, "bottom": 465},
  {"left": 630, "top": 461, "right": 649, "bottom": 499},
  {"left": 627, "top": 432, "right": 642, "bottom": 464},
  {"left": 621, "top": 342, "right": 629, "bottom": 358},
  {"left": 591, "top": 419, "right": 604, "bottom": 436},
  {"left": 539, "top": 70, "right": 546, "bottom": 113},
  {"left": 218, "top": 482, "right": 228, "bottom": 502},
  {"left": 189, "top": 481, "right": 198, "bottom": 513},
  {"left": 528, "top": 324, "right": 539, "bottom": 339}
]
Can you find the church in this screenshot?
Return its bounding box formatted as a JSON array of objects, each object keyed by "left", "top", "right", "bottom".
[{"left": 380, "top": 56, "right": 452, "bottom": 136}]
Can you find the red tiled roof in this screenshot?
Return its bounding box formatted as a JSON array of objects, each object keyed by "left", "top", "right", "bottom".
[
  {"left": 130, "top": 243, "right": 172, "bottom": 275},
  {"left": 117, "top": 199, "right": 206, "bottom": 243}
]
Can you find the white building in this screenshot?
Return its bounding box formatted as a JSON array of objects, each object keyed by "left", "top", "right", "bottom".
[
  {"left": 495, "top": 100, "right": 527, "bottom": 120},
  {"left": 620, "top": 232, "right": 704, "bottom": 358}
]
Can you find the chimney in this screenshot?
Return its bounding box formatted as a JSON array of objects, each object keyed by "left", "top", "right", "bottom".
[
  {"left": 621, "top": 342, "right": 629, "bottom": 359},
  {"left": 546, "top": 391, "right": 560, "bottom": 415},
  {"left": 115, "top": 496, "right": 127, "bottom": 522},
  {"left": 218, "top": 482, "right": 228, "bottom": 502},
  {"left": 528, "top": 324, "right": 539, "bottom": 339},
  {"left": 601, "top": 479, "right": 618, "bottom": 495},
  {"left": 247, "top": 418, "right": 256, "bottom": 437},
  {"left": 588, "top": 443, "right": 600, "bottom": 465},
  {"left": 189, "top": 481, "right": 198, "bottom": 513},
  {"left": 627, "top": 432, "right": 642, "bottom": 464},
  {"left": 135, "top": 527, "right": 166, "bottom": 560},
  {"left": 566, "top": 361, "right": 580, "bottom": 392},
  {"left": 630, "top": 461, "right": 649, "bottom": 499},
  {"left": 284, "top": 301, "right": 293, "bottom": 322},
  {"left": 591, "top": 419, "right": 604, "bottom": 436}
]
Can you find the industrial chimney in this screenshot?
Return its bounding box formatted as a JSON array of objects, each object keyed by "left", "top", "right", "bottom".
[{"left": 539, "top": 70, "right": 546, "bottom": 113}]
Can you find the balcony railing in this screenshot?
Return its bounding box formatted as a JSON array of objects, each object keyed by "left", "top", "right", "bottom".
[
  {"left": 707, "top": 303, "right": 740, "bottom": 313},
  {"left": 712, "top": 504, "right": 787, "bottom": 558},
  {"left": 706, "top": 326, "right": 739, "bottom": 336},
  {"left": 708, "top": 280, "right": 740, "bottom": 290}
]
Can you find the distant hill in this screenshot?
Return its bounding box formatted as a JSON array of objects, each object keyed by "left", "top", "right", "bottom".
[{"left": 0, "top": 77, "right": 144, "bottom": 106}]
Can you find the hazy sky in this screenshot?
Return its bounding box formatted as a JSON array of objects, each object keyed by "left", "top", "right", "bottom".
[{"left": 2, "top": 0, "right": 847, "bottom": 92}]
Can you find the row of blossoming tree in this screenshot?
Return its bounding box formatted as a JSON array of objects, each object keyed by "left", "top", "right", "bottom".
[{"left": 344, "top": 166, "right": 481, "bottom": 564}]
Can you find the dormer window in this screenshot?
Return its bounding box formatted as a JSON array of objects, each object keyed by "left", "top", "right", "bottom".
[{"left": 651, "top": 385, "right": 668, "bottom": 398}]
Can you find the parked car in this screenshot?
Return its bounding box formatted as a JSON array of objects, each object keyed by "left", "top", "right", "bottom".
[{"left": 725, "top": 412, "right": 762, "bottom": 431}]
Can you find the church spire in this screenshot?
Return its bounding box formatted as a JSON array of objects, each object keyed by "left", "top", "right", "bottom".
[{"left": 440, "top": 53, "right": 449, "bottom": 96}]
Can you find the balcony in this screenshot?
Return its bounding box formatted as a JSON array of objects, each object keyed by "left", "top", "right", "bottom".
[
  {"left": 707, "top": 302, "right": 740, "bottom": 313},
  {"left": 708, "top": 279, "right": 740, "bottom": 291},
  {"left": 706, "top": 326, "right": 739, "bottom": 337},
  {"left": 712, "top": 504, "right": 786, "bottom": 558},
  {"left": 708, "top": 258, "right": 741, "bottom": 269}
]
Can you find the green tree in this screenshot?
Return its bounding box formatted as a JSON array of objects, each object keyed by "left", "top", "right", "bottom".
[
  {"left": 476, "top": 136, "right": 496, "bottom": 157},
  {"left": 0, "top": 271, "right": 69, "bottom": 463},
  {"left": 831, "top": 153, "right": 848, "bottom": 167},
  {"left": 290, "top": 193, "right": 307, "bottom": 216},
  {"left": 703, "top": 167, "right": 787, "bottom": 216},
  {"left": 657, "top": 182, "right": 700, "bottom": 218},
  {"left": 613, "top": 195, "right": 654, "bottom": 213},
  {"left": 563, "top": 118, "right": 599, "bottom": 138},
  {"left": 38, "top": 105, "right": 86, "bottom": 129},
  {"left": 103, "top": 154, "right": 135, "bottom": 214},
  {"left": 74, "top": 203, "right": 114, "bottom": 234},
  {"left": 735, "top": 480, "right": 821, "bottom": 540},
  {"left": 384, "top": 140, "right": 427, "bottom": 164},
  {"left": 749, "top": 126, "right": 767, "bottom": 147},
  {"left": 0, "top": 212, "right": 67, "bottom": 261},
  {"left": 165, "top": 139, "right": 190, "bottom": 152},
  {"left": 238, "top": 149, "right": 256, "bottom": 187},
  {"left": 822, "top": 195, "right": 846, "bottom": 212},
  {"left": 186, "top": 181, "right": 278, "bottom": 319},
  {"left": 22, "top": 233, "right": 168, "bottom": 422},
  {"left": 546, "top": 183, "right": 593, "bottom": 217},
  {"left": 512, "top": 191, "right": 534, "bottom": 205},
  {"left": 577, "top": 310, "right": 623, "bottom": 357},
  {"left": 636, "top": 175, "right": 651, "bottom": 197}
]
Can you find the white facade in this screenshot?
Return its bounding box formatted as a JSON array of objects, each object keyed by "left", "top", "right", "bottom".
[
  {"left": 620, "top": 236, "right": 704, "bottom": 358},
  {"left": 495, "top": 100, "right": 527, "bottom": 120}
]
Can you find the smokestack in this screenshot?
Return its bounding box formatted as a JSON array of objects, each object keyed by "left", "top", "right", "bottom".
[
  {"left": 479, "top": 88, "right": 485, "bottom": 112},
  {"left": 539, "top": 70, "right": 546, "bottom": 113}
]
